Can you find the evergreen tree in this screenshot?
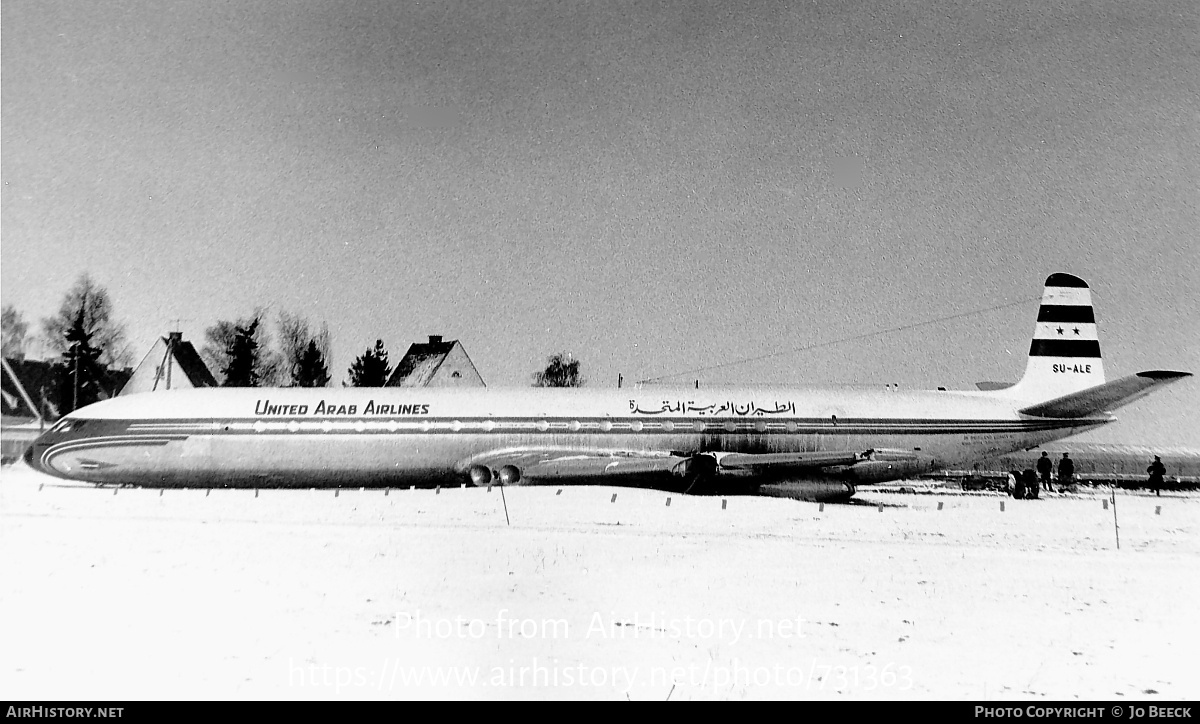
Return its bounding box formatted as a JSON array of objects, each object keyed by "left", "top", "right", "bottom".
[
  {"left": 56, "top": 306, "right": 106, "bottom": 412},
  {"left": 278, "top": 311, "right": 330, "bottom": 386},
  {"left": 222, "top": 317, "right": 262, "bottom": 387},
  {"left": 532, "top": 352, "right": 584, "bottom": 388},
  {"left": 346, "top": 340, "right": 392, "bottom": 387},
  {"left": 203, "top": 311, "right": 280, "bottom": 386},
  {"left": 294, "top": 339, "right": 330, "bottom": 388}
]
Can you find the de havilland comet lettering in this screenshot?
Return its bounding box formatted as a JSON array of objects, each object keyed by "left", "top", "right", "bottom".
[{"left": 24, "top": 274, "right": 1191, "bottom": 501}]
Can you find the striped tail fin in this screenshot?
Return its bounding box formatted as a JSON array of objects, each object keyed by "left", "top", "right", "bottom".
[{"left": 1002, "top": 273, "right": 1105, "bottom": 401}]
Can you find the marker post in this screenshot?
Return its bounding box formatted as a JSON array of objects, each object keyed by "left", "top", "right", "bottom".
[{"left": 1111, "top": 486, "right": 1120, "bottom": 550}]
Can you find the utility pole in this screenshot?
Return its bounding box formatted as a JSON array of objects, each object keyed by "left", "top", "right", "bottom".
[{"left": 72, "top": 342, "right": 80, "bottom": 413}]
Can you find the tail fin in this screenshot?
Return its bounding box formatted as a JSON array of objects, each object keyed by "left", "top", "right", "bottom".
[{"left": 1002, "top": 273, "right": 1105, "bottom": 401}]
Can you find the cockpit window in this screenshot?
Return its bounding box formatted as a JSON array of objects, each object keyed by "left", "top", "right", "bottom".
[{"left": 50, "top": 418, "right": 92, "bottom": 434}]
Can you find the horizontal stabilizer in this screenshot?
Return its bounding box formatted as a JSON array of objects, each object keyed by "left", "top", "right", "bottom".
[{"left": 1019, "top": 371, "right": 1192, "bottom": 419}]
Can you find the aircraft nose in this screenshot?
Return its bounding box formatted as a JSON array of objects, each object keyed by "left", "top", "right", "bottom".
[
  {"left": 23, "top": 435, "right": 53, "bottom": 476},
  {"left": 22, "top": 430, "right": 70, "bottom": 479}
]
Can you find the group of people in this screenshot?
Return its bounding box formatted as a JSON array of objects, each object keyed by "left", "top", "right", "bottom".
[
  {"left": 1035, "top": 452, "right": 1070, "bottom": 493},
  {"left": 1008, "top": 452, "right": 1069, "bottom": 499},
  {"left": 1009, "top": 452, "right": 1169, "bottom": 498}
]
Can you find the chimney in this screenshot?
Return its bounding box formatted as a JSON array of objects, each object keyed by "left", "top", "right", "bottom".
[{"left": 428, "top": 335, "right": 443, "bottom": 345}]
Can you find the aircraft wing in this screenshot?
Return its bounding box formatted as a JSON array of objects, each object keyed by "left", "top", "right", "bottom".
[
  {"left": 1019, "top": 370, "right": 1192, "bottom": 418},
  {"left": 458, "top": 447, "right": 873, "bottom": 484},
  {"left": 714, "top": 450, "right": 865, "bottom": 469},
  {"left": 459, "top": 448, "right": 692, "bottom": 481}
]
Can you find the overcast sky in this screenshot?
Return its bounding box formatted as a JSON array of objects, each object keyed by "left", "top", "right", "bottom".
[{"left": 3, "top": 0, "right": 1196, "bottom": 445}]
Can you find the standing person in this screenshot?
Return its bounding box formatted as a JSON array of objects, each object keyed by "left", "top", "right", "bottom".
[
  {"left": 1036, "top": 452, "right": 1054, "bottom": 493},
  {"left": 1023, "top": 468, "right": 1039, "bottom": 499},
  {"left": 1147, "top": 455, "right": 1166, "bottom": 497},
  {"left": 1058, "top": 453, "right": 1075, "bottom": 489}
]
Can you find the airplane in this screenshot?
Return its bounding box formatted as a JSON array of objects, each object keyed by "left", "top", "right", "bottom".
[{"left": 23, "top": 273, "right": 1191, "bottom": 502}]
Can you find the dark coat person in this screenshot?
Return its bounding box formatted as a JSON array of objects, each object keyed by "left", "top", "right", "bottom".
[
  {"left": 1036, "top": 452, "right": 1054, "bottom": 492},
  {"left": 1058, "top": 453, "right": 1075, "bottom": 488},
  {"left": 1022, "top": 468, "right": 1039, "bottom": 499},
  {"left": 1147, "top": 456, "right": 1167, "bottom": 497}
]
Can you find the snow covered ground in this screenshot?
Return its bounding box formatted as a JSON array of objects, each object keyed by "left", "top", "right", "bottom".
[{"left": 1, "top": 462, "right": 1197, "bottom": 701}]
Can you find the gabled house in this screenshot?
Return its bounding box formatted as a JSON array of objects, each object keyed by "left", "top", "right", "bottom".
[
  {"left": 2, "top": 357, "right": 56, "bottom": 463},
  {"left": 385, "top": 335, "right": 485, "bottom": 388},
  {"left": 120, "top": 332, "right": 218, "bottom": 395}
]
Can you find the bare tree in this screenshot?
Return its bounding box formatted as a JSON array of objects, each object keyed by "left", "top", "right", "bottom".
[
  {"left": 277, "top": 310, "right": 331, "bottom": 387},
  {"left": 41, "top": 274, "right": 132, "bottom": 367},
  {"left": 533, "top": 352, "right": 584, "bottom": 387},
  {"left": 2, "top": 304, "right": 29, "bottom": 360}
]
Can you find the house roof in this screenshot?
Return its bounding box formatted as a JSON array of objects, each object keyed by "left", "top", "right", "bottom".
[
  {"left": 171, "top": 338, "right": 218, "bottom": 387},
  {"left": 124, "top": 333, "right": 218, "bottom": 393},
  {"left": 386, "top": 338, "right": 458, "bottom": 387},
  {"left": 2, "top": 358, "right": 58, "bottom": 419},
  {"left": 3, "top": 356, "right": 131, "bottom": 419}
]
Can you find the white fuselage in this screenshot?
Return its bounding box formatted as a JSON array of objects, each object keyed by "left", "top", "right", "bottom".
[{"left": 25, "top": 386, "right": 1107, "bottom": 489}]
